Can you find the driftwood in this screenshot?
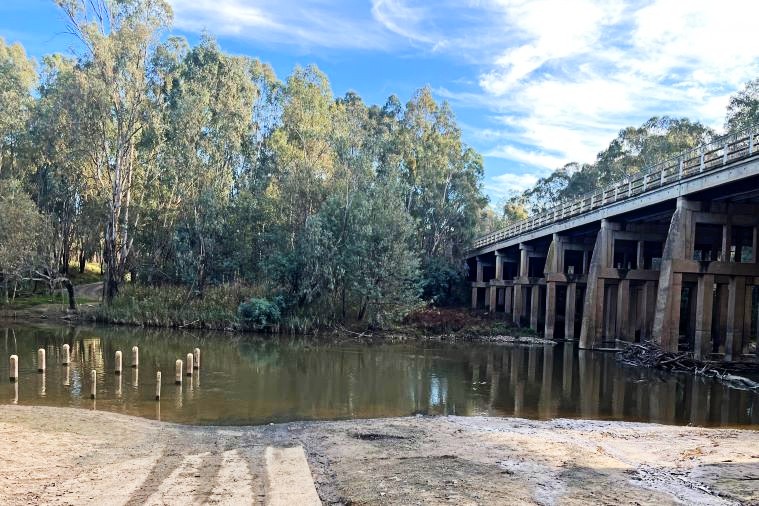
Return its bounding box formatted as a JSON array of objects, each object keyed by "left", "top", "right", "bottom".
[{"left": 617, "top": 343, "right": 759, "bottom": 391}]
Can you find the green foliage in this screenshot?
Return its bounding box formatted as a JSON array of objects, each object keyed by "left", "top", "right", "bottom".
[
  {"left": 66, "top": 261, "right": 102, "bottom": 285},
  {"left": 420, "top": 257, "right": 467, "bottom": 306},
  {"left": 0, "top": 180, "right": 48, "bottom": 302},
  {"left": 238, "top": 297, "right": 283, "bottom": 328},
  {"left": 399, "top": 87, "right": 487, "bottom": 262},
  {"left": 7, "top": 0, "right": 759, "bottom": 332},
  {"left": 725, "top": 78, "right": 759, "bottom": 133},
  {"left": 0, "top": 37, "right": 36, "bottom": 178},
  {"left": 95, "top": 283, "right": 260, "bottom": 329},
  {"left": 498, "top": 116, "right": 716, "bottom": 221}
]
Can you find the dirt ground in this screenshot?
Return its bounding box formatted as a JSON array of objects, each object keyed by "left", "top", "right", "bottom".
[
  {"left": 0, "top": 282, "right": 103, "bottom": 322},
  {"left": 1, "top": 406, "right": 758, "bottom": 505}
]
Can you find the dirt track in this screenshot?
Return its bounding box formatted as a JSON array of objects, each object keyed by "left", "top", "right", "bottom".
[{"left": 1, "top": 405, "right": 758, "bottom": 505}]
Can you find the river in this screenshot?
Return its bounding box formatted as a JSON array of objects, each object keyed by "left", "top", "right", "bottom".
[{"left": 1, "top": 322, "right": 757, "bottom": 427}]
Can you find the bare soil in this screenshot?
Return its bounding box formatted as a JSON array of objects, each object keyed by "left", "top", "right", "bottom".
[
  {"left": 1, "top": 405, "right": 758, "bottom": 505},
  {"left": 0, "top": 282, "right": 102, "bottom": 323}
]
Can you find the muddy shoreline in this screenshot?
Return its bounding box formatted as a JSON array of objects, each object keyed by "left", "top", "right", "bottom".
[{"left": 1, "top": 405, "right": 758, "bottom": 505}]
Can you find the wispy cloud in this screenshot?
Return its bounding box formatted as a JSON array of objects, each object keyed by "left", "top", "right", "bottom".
[
  {"left": 486, "top": 144, "right": 565, "bottom": 170},
  {"left": 486, "top": 172, "right": 540, "bottom": 198},
  {"left": 169, "top": 0, "right": 392, "bottom": 50}
]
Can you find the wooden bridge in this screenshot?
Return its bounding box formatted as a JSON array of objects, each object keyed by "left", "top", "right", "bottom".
[{"left": 467, "top": 125, "right": 759, "bottom": 361}]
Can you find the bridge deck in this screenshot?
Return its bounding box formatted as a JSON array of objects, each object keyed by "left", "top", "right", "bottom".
[{"left": 470, "top": 126, "right": 759, "bottom": 256}]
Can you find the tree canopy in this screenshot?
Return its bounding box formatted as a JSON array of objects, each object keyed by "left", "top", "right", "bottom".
[{"left": 0, "top": 0, "right": 487, "bottom": 325}]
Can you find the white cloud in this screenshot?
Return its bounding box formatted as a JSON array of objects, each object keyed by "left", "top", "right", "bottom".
[
  {"left": 169, "top": 0, "right": 392, "bottom": 49},
  {"left": 486, "top": 144, "right": 566, "bottom": 170},
  {"left": 369, "top": 0, "right": 436, "bottom": 45},
  {"left": 479, "top": 0, "right": 625, "bottom": 95},
  {"left": 445, "top": 0, "right": 759, "bottom": 187},
  {"left": 486, "top": 172, "right": 540, "bottom": 197}
]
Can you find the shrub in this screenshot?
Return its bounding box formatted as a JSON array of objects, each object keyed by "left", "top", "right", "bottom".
[
  {"left": 237, "top": 296, "right": 283, "bottom": 328},
  {"left": 420, "top": 257, "right": 468, "bottom": 306}
]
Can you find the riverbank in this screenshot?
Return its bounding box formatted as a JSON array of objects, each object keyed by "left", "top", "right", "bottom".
[
  {"left": 1, "top": 282, "right": 541, "bottom": 345},
  {"left": 1, "top": 405, "right": 757, "bottom": 505}
]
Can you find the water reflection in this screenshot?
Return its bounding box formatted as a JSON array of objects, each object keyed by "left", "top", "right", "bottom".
[{"left": 0, "top": 323, "right": 757, "bottom": 427}]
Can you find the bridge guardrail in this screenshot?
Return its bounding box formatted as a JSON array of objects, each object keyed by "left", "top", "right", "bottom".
[{"left": 472, "top": 124, "right": 759, "bottom": 250}]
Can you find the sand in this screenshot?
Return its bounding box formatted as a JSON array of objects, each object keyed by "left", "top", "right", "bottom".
[{"left": 1, "top": 405, "right": 758, "bottom": 505}]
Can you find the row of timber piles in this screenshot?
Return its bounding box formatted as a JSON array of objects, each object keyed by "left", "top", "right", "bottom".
[{"left": 471, "top": 197, "right": 759, "bottom": 361}]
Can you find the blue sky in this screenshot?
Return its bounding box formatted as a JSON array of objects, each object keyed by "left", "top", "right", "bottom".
[{"left": 2, "top": 0, "right": 759, "bottom": 206}]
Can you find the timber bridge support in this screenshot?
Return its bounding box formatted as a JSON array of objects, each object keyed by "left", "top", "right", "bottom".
[{"left": 468, "top": 126, "right": 759, "bottom": 361}]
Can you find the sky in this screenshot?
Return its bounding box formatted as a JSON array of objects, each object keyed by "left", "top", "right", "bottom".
[{"left": 2, "top": 0, "right": 759, "bottom": 205}]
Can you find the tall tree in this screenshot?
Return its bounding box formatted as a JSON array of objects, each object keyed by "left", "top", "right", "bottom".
[
  {"left": 29, "top": 55, "right": 89, "bottom": 274},
  {"left": 0, "top": 181, "right": 47, "bottom": 303},
  {"left": 268, "top": 65, "right": 336, "bottom": 251},
  {"left": 148, "top": 36, "right": 259, "bottom": 291},
  {"left": 0, "top": 38, "right": 36, "bottom": 179},
  {"left": 400, "top": 87, "right": 486, "bottom": 261},
  {"left": 55, "top": 0, "right": 173, "bottom": 302}
]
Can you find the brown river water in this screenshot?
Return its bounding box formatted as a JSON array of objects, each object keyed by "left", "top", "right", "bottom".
[{"left": 1, "top": 323, "right": 757, "bottom": 427}]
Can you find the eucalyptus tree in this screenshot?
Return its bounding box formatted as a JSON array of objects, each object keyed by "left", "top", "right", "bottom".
[
  {"left": 281, "top": 92, "right": 420, "bottom": 323},
  {"left": 142, "top": 36, "right": 260, "bottom": 290},
  {"left": 397, "top": 88, "right": 486, "bottom": 304},
  {"left": 55, "top": 0, "right": 173, "bottom": 302},
  {"left": 268, "top": 65, "right": 337, "bottom": 250},
  {"left": 505, "top": 116, "right": 716, "bottom": 223},
  {"left": 0, "top": 38, "right": 36, "bottom": 179},
  {"left": 725, "top": 78, "right": 759, "bottom": 133},
  {"left": 592, "top": 116, "right": 714, "bottom": 187},
  {"left": 0, "top": 181, "right": 47, "bottom": 303},
  {"left": 399, "top": 87, "right": 486, "bottom": 262},
  {"left": 28, "top": 54, "right": 90, "bottom": 274}
]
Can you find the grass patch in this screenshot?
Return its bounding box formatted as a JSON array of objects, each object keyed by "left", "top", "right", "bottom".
[
  {"left": 94, "top": 283, "right": 266, "bottom": 330},
  {"left": 0, "top": 290, "right": 100, "bottom": 310},
  {"left": 1, "top": 293, "right": 67, "bottom": 309}
]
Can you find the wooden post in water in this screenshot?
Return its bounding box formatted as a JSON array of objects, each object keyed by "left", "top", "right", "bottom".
[
  {"left": 131, "top": 346, "right": 139, "bottom": 368},
  {"left": 115, "top": 351, "right": 122, "bottom": 375},
  {"left": 186, "top": 353, "right": 193, "bottom": 376},
  {"left": 9, "top": 355, "right": 18, "bottom": 382},
  {"left": 62, "top": 344, "right": 70, "bottom": 365},
  {"left": 155, "top": 371, "right": 161, "bottom": 400},
  {"left": 193, "top": 348, "right": 200, "bottom": 369},
  {"left": 90, "top": 370, "right": 97, "bottom": 399},
  {"left": 175, "top": 360, "right": 182, "bottom": 385},
  {"left": 37, "top": 348, "right": 45, "bottom": 372}
]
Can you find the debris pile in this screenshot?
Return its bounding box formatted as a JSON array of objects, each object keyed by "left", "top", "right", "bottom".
[{"left": 617, "top": 343, "right": 759, "bottom": 391}]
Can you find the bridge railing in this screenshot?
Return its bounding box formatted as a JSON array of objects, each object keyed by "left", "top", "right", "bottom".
[{"left": 472, "top": 124, "right": 759, "bottom": 250}]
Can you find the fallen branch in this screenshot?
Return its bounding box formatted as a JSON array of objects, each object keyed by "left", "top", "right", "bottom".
[
  {"left": 337, "top": 325, "right": 372, "bottom": 339},
  {"left": 617, "top": 342, "right": 759, "bottom": 391}
]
